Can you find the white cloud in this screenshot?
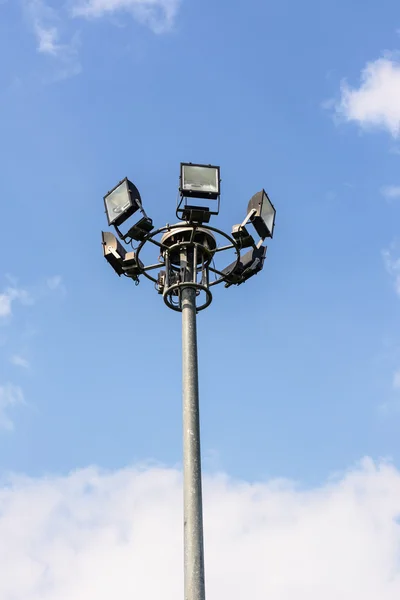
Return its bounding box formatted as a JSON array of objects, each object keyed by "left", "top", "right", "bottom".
[
  {"left": 381, "top": 185, "right": 400, "bottom": 200},
  {"left": 25, "top": 0, "right": 61, "bottom": 55},
  {"left": 0, "top": 294, "right": 13, "bottom": 319},
  {"left": 71, "top": 0, "right": 180, "bottom": 33},
  {"left": 10, "top": 355, "right": 31, "bottom": 369},
  {"left": 383, "top": 245, "right": 400, "bottom": 297},
  {"left": 0, "top": 276, "right": 63, "bottom": 320},
  {"left": 46, "top": 275, "right": 63, "bottom": 290},
  {"left": 0, "top": 287, "right": 32, "bottom": 319},
  {"left": 35, "top": 23, "right": 61, "bottom": 55},
  {"left": 22, "top": 0, "right": 180, "bottom": 79},
  {"left": 0, "top": 459, "right": 400, "bottom": 598},
  {"left": 335, "top": 56, "right": 400, "bottom": 137},
  {"left": 0, "top": 384, "right": 24, "bottom": 430},
  {"left": 24, "top": 0, "right": 81, "bottom": 79},
  {"left": 46, "top": 275, "right": 66, "bottom": 295}
]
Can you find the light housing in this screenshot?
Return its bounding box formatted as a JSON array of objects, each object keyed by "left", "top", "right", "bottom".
[
  {"left": 102, "top": 231, "right": 127, "bottom": 276},
  {"left": 104, "top": 178, "right": 142, "bottom": 227},
  {"left": 180, "top": 163, "right": 220, "bottom": 200},
  {"left": 222, "top": 246, "right": 267, "bottom": 287},
  {"left": 182, "top": 206, "right": 211, "bottom": 224},
  {"left": 126, "top": 216, "right": 154, "bottom": 242},
  {"left": 231, "top": 224, "right": 255, "bottom": 249},
  {"left": 123, "top": 251, "right": 144, "bottom": 278},
  {"left": 247, "top": 189, "right": 276, "bottom": 240}
]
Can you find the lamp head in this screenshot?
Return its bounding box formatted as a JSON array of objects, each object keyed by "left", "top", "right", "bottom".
[
  {"left": 180, "top": 163, "right": 220, "bottom": 200},
  {"left": 101, "top": 231, "right": 127, "bottom": 276},
  {"left": 247, "top": 189, "right": 276, "bottom": 239},
  {"left": 104, "top": 178, "right": 142, "bottom": 227}
]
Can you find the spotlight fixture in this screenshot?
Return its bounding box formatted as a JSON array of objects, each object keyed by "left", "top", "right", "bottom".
[
  {"left": 104, "top": 178, "right": 142, "bottom": 227},
  {"left": 177, "top": 163, "right": 221, "bottom": 223},
  {"left": 101, "top": 231, "right": 127, "bottom": 276},
  {"left": 101, "top": 231, "right": 144, "bottom": 280},
  {"left": 180, "top": 163, "right": 220, "bottom": 200},
  {"left": 247, "top": 189, "right": 276, "bottom": 240}
]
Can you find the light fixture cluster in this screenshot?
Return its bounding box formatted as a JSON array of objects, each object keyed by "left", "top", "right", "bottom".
[{"left": 101, "top": 163, "right": 276, "bottom": 298}]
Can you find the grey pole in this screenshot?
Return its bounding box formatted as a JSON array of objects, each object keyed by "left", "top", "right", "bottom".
[{"left": 181, "top": 250, "right": 206, "bottom": 600}]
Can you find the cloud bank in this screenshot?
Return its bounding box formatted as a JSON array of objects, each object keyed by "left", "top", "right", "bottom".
[
  {"left": 1, "top": 459, "right": 400, "bottom": 599},
  {"left": 335, "top": 56, "right": 400, "bottom": 138}
]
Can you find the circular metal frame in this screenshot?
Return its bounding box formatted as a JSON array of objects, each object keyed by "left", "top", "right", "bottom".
[
  {"left": 160, "top": 227, "right": 217, "bottom": 266},
  {"left": 134, "top": 222, "right": 241, "bottom": 312},
  {"left": 135, "top": 222, "right": 241, "bottom": 284}
]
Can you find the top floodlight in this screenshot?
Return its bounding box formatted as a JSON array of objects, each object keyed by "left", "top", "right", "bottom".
[
  {"left": 104, "top": 178, "right": 142, "bottom": 227},
  {"left": 180, "top": 163, "right": 220, "bottom": 200},
  {"left": 247, "top": 189, "right": 276, "bottom": 240}
]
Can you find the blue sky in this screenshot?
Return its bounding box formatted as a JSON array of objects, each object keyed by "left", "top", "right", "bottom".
[{"left": 2, "top": 1, "right": 400, "bottom": 597}]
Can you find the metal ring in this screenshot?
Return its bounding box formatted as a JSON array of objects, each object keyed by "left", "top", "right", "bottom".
[
  {"left": 163, "top": 282, "right": 213, "bottom": 313},
  {"left": 135, "top": 223, "right": 241, "bottom": 287}
]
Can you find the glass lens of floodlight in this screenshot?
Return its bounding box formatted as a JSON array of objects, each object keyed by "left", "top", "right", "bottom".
[
  {"left": 105, "top": 181, "right": 131, "bottom": 224},
  {"left": 182, "top": 165, "right": 219, "bottom": 194},
  {"left": 261, "top": 193, "right": 275, "bottom": 234}
]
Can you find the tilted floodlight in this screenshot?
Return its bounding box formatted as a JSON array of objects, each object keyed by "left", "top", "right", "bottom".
[
  {"left": 101, "top": 231, "right": 127, "bottom": 276},
  {"left": 247, "top": 189, "right": 276, "bottom": 240},
  {"left": 221, "top": 246, "right": 267, "bottom": 287},
  {"left": 104, "top": 177, "right": 142, "bottom": 227},
  {"left": 180, "top": 163, "right": 220, "bottom": 200},
  {"left": 102, "top": 231, "right": 144, "bottom": 282}
]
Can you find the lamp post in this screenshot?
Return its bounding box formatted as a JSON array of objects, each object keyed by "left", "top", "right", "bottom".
[{"left": 102, "top": 163, "right": 276, "bottom": 600}]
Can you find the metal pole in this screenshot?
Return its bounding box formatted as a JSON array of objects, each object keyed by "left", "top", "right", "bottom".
[{"left": 181, "top": 248, "right": 206, "bottom": 600}]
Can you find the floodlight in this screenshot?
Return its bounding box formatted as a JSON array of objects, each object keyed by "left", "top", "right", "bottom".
[
  {"left": 180, "top": 163, "right": 220, "bottom": 200},
  {"left": 101, "top": 231, "right": 127, "bottom": 276},
  {"left": 247, "top": 190, "right": 276, "bottom": 239},
  {"left": 231, "top": 224, "right": 255, "bottom": 249},
  {"left": 222, "top": 246, "right": 267, "bottom": 287},
  {"left": 104, "top": 178, "right": 142, "bottom": 227}
]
